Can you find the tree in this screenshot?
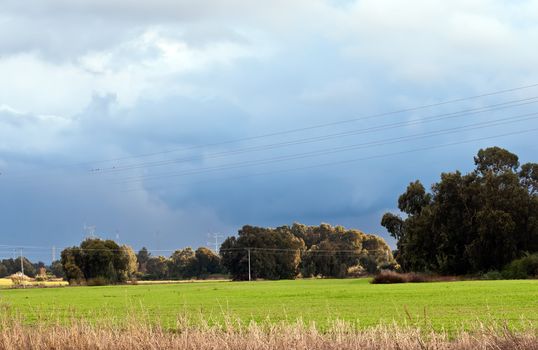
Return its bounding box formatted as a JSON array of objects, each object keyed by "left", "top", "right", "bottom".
[
  {"left": 380, "top": 213, "right": 404, "bottom": 241},
  {"left": 146, "top": 256, "right": 169, "bottom": 279},
  {"left": 121, "top": 245, "right": 138, "bottom": 279},
  {"left": 136, "top": 247, "right": 150, "bottom": 273},
  {"left": 398, "top": 180, "right": 431, "bottom": 215},
  {"left": 474, "top": 146, "right": 519, "bottom": 175},
  {"left": 190, "top": 247, "right": 223, "bottom": 278},
  {"left": 298, "top": 223, "right": 395, "bottom": 277},
  {"left": 0, "top": 263, "right": 7, "bottom": 277},
  {"left": 168, "top": 248, "right": 195, "bottom": 279},
  {"left": 60, "top": 238, "right": 131, "bottom": 284},
  {"left": 221, "top": 225, "right": 304, "bottom": 280},
  {"left": 1, "top": 258, "right": 36, "bottom": 277},
  {"left": 382, "top": 147, "right": 538, "bottom": 274},
  {"left": 50, "top": 260, "right": 65, "bottom": 278}
]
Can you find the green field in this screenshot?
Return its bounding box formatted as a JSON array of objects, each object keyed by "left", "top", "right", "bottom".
[{"left": 0, "top": 279, "right": 537, "bottom": 331}]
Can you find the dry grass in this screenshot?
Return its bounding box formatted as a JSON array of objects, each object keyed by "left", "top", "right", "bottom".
[
  {"left": 0, "top": 278, "right": 68, "bottom": 289},
  {"left": 0, "top": 315, "right": 536, "bottom": 350}
]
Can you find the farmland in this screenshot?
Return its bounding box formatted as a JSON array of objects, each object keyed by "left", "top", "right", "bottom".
[{"left": 0, "top": 279, "right": 537, "bottom": 331}]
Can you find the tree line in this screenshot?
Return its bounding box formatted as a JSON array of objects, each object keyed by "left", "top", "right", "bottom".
[
  {"left": 60, "top": 239, "right": 225, "bottom": 284},
  {"left": 382, "top": 147, "right": 538, "bottom": 275},
  {"left": 53, "top": 222, "right": 395, "bottom": 284}
]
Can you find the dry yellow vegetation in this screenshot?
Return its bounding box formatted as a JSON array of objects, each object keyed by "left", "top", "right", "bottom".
[
  {"left": 0, "top": 317, "right": 536, "bottom": 350},
  {"left": 0, "top": 278, "right": 68, "bottom": 288}
]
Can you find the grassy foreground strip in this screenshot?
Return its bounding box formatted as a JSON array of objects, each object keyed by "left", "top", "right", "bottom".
[
  {"left": 0, "top": 317, "right": 537, "bottom": 350},
  {"left": 1, "top": 279, "right": 537, "bottom": 330}
]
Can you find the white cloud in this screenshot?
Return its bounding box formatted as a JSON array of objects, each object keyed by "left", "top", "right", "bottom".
[{"left": 0, "top": 28, "right": 264, "bottom": 115}]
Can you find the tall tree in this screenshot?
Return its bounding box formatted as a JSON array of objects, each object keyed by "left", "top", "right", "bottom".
[
  {"left": 382, "top": 147, "right": 538, "bottom": 274},
  {"left": 136, "top": 247, "right": 151, "bottom": 273},
  {"left": 121, "top": 245, "right": 138, "bottom": 279}
]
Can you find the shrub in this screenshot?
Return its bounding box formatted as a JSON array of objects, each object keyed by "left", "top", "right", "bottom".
[
  {"left": 86, "top": 277, "right": 109, "bottom": 286},
  {"left": 502, "top": 253, "right": 538, "bottom": 279},
  {"left": 34, "top": 275, "right": 47, "bottom": 282},
  {"left": 10, "top": 272, "right": 31, "bottom": 284},
  {"left": 371, "top": 271, "right": 430, "bottom": 284},
  {"left": 406, "top": 272, "right": 428, "bottom": 283},
  {"left": 482, "top": 270, "right": 503, "bottom": 280},
  {"left": 371, "top": 271, "right": 408, "bottom": 284}
]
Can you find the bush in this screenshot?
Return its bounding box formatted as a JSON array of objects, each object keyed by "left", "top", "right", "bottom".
[
  {"left": 86, "top": 277, "right": 109, "bottom": 286},
  {"left": 34, "top": 275, "right": 48, "bottom": 282},
  {"left": 406, "top": 272, "right": 428, "bottom": 283},
  {"left": 371, "top": 271, "right": 408, "bottom": 284},
  {"left": 370, "top": 271, "right": 430, "bottom": 284},
  {"left": 10, "top": 273, "right": 30, "bottom": 286},
  {"left": 502, "top": 253, "right": 538, "bottom": 279},
  {"left": 482, "top": 270, "right": 503, "bottom": 280}
]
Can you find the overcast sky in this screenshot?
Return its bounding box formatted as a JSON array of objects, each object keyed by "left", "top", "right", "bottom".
[{"left": 1, "top": 0, "right": 538, "bottom": 262}]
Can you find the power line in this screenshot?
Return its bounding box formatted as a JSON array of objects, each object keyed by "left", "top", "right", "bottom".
[
  {"left": 123, "top": 126, "right": 538, "bottom": 193},
  {"left": 115, "top": 112, "right": 538, "bottom": 184},
  {"left": 56, "top": 82, "right": 538, "bottom": 167},
  {"left": 90, "top": 96, "right": 538, "bottom": 174},
  {"left": 0, "top": 245, "right": 389, "bottom": 256},
  {"left": 4, "top": 83, "right": 538, "bottom": 185}
]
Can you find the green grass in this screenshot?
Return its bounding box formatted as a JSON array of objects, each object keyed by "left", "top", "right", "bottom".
[{"left": 0, "top": 279, "right": 537, "bottom": 331}]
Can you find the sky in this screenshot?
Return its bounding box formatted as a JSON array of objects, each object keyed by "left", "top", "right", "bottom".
[{"left": 1, "top": 0, "right": 538, "bottom": 262}]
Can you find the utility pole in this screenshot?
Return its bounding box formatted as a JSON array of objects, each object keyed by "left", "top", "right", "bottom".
[
  {"left": 247, "top": 248, "right": 251, "bottom": 282},
  {"left": 20, "top": 248, "right": 24, "bottom": 276},
  {"left": 52, "top": 245, "right": 56, "bottom": 262},
  {"left": 20, "top": 248, "right": 25, "bottom": 289}
]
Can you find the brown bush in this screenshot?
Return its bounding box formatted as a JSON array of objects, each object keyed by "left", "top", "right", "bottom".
[
  {"left": 371, "top": 271, "right": 435, "bottom": 284},
  {"left": 406, "top": 272, "right": 429, "bottom": 283},
  {"left": 371, "top": 270, "right": 410, "bottom": 283}
]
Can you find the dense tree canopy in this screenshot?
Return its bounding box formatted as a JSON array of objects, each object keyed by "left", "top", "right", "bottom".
[
  {"left": 60, "top": 238, "right": 133, "bottom": 284},
  {"left": 168, "top": 247, "right": 195, "bottom": 278},
  {"left": 382, "top": 147, "right": 538, "bottom": 274},
  {"left": 221, "top": 225, "right": 305, "bottom": 280},
  {"left": 221, "top": 223, "right": 395, "bottom": 280}
]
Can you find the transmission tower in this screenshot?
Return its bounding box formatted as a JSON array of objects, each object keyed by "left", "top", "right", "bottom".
[
  {"left": 83, "top": 224, "right": 97, "bottom": 239},
  {"left": 207, "top": 233, "right": 224, "bottom": 253}
]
